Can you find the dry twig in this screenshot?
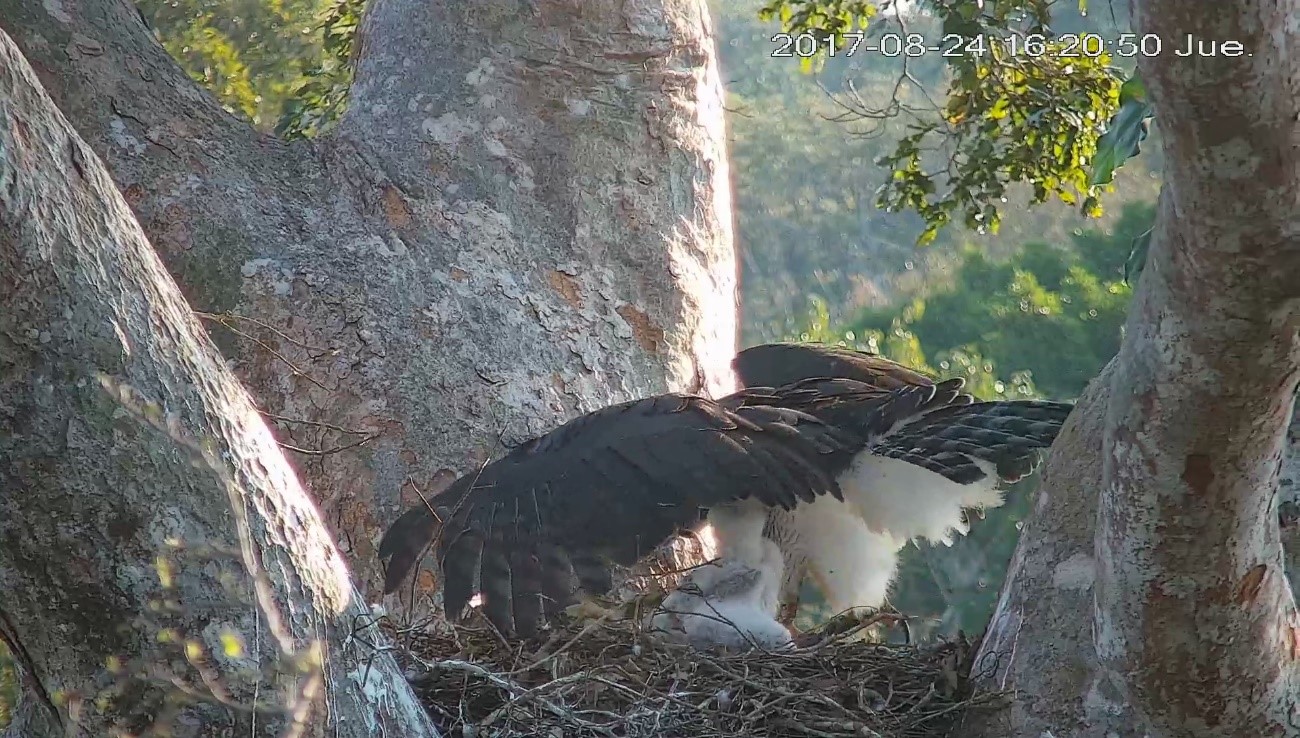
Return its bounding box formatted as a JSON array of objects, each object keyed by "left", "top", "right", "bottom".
[{"left": 379, "top": 601, "right": 1005, "bottom": 738}]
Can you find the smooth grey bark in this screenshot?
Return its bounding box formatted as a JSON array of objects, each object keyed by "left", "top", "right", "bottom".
[
  {"left": 0, "top": 31, "right": 440, "bottom": 738},
  {"left": 1, "top": 0, "right": 737, "bottom": 607},
  {"left": 970, "top": 2, "right": 1300, "bottom": 736}
]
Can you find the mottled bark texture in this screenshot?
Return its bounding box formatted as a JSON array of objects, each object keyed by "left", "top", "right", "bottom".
[
  {"left": 1282, "top": 403, "right": 1300, "bottom": 579},
  {"left": 0, "top": 32, "right": 440, "bottom": 738},
  {"left": 971, "top": 2, "right": 1300, "bottom": 736},
  {"left": 1, "top": 0, "right": 737, "bottom": 610}
]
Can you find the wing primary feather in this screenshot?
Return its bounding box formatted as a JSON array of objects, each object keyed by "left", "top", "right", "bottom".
[
  {"left": 479, "top": 528, "right": 516, "bottom": 635},
  {"left": 378, "top": 507, "right": 440, "bottom": 595},
  {"left": 509, "top": 540, "right": 546, "bottom": 638},
  {"left": 536, "top": 544, "right": 580, "bottom": 617},
  {"left": 733, "top": 342, "right": 938, "bottom": 389},
  {"left": 440, "top": 530, "right": 484, "bottom": 619},
  {"left": 703, "top": 433, "right": 802, "bottom": 506},
  {"left": 752, "top": 435, "right": 844, "bottom": 503}
]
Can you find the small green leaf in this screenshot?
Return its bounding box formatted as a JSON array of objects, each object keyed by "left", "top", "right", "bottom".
[
  {"left": 1090, "top": 73, "right": 1154, "bottom": 186},
  {"left": 918, "top": 224, "right": 940, "bottom": 246},
  {"left": 1118, "top": 74, "right": 1148, "bottom": 105},
  {"left": 220, "top": 631, "right": 246, "bottom": 659},
  {"left": 1124, "top": 227, "right": 1153, "bottom": 285}
]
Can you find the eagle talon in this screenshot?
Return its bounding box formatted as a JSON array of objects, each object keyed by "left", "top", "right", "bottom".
[
  {"left": 564, "top": 596, "right": 621, "bottom": 624},
  {"left": 777, "top": 602, "right": 800, "bottom": 628}
]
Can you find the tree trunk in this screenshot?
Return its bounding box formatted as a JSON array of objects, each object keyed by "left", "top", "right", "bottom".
[
  {"left": 969, "top": 2, "right": 1300, "bottom": 736},
  {"left": 1282, "top": 403, "right": 1300, "bottom": 580},
  {"left": 1, "top": 0, "right": 734, "bottom": 733},
  {"left": 0, "top": 32, "right": 440, "bottom": 737},
  {"left": 1, "top": 0, "right": 737, "bottom": 608}
]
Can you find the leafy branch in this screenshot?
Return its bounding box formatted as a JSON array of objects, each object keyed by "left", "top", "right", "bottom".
[
  {"left": 760, "top": 0, "right": 1153, "bottom": 244},
  {"left": 275, "top": 0, "right": 367, "bottom": 139}
]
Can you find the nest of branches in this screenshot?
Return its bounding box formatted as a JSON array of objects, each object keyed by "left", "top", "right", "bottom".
[{"left": 380, "top": 600, "right": 1005, "bottom": 738}]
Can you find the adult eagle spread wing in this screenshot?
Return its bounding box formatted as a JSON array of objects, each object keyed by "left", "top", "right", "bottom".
[{"left": 379, "top": 343, "right": 1073, "bottom": 637}]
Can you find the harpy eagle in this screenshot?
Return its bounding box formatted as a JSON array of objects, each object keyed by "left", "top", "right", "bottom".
[{"left": 378, "top": 343, "right": 1072, "bottom": 637}]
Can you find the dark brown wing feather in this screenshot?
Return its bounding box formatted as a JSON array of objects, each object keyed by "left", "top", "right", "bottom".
[
  {"left": 377, "top": 393, "right": 865, "bottom": 637},
  {"left": 734, "top": 342, "right": 935, "bottom": 390},
  {"left": 873, "top": 399, "right": 1074, "bottom": 482},
  {"left": 730, "top": 343, "right": 1075, "bottom": 486}
]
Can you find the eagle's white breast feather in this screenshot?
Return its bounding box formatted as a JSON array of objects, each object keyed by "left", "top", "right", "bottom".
[
  {"left": 840, "top": 453, "right": 1004, "bottom": 545},
  {"left": 763, "top": 451, "right": 1007, "bottom": 617},
  {"left": 768, "top": 498, "right": 903, "bottom": 615}
]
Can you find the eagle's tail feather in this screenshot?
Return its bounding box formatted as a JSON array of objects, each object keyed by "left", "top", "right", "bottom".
[
  {"left": 840, "top": 399, "right": 1072, "bottom": 544},
  {"left": 892, "top": 400, "right": 1072, "bottom": 442}
]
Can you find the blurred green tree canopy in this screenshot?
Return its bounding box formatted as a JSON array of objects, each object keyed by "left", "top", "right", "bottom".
[{"left": 848, "top": 199, "right": 1148, "bottom": 399}]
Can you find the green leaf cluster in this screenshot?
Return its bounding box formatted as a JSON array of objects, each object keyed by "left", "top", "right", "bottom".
[
  {"left": 881, "top": 48, "right": 1120, "bottom": 245},
  {"left": 138, "top": 0, "right": 329, "bottom": 128},
  {"left": 757, "top": 0, "right": 878, "bottom": 72},
  {"left": 275, "top": 0, "right": 365, "bottom": 138},
  {"left": 721, "top": 0, "right": 1158, "bottom": 345},
  {"left": 762, "top": 0, "right": 1148, "bottom": 244},
  {"left": 1090, "top": 73, "right": 1154, "bottom": 187}
]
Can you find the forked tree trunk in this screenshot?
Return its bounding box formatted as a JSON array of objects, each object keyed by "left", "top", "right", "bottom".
[
  {"left": 0, "top": 33, "right": 440, "bottom": 737},
  {"left": 969, "top": 2, "right": 1300, "bottom": 736},
  {"left": 0, "top": 0, "right": 737, "bottom": 609},
  {"left": 1, "top": 0, "right": 734, "bottom": 733}
]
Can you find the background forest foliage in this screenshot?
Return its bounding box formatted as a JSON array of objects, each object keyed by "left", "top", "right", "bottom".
[{"left": 0, "top": 0, "right": 1158, "bottom": 720}]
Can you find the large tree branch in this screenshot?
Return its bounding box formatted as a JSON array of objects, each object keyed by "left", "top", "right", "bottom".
[
  {"left": 341, "top": 0, "right": 739, "bottom": 397},
  {"left": 1095, "top": 193, "right": 1300, "bottom": 735},
  {"left": 0, "top": 0, "right": 325, "bottom": 306},
  {"left": 1282, "top": 403, "right": 1300, "bottom": 579},
  {"left": 1133, "top": 1, "right": 1300, "bottom": 259},
  {"left": 965, "top": 360, "right": 1153, "bottom": 738},
  {"left": 970, "top": 3, "right": 1300, "bottom": 736},
  {"left": 1092, "top": 3, "right": 1300, "bottom": 733},
  {"left": 0, "top": 30, "right": 439, "bottom": 737}
]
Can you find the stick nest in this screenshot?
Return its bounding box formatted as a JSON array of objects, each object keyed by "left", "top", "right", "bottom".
[{"left": 381, "top": 599, "right": 1005, "bottom": 738}]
